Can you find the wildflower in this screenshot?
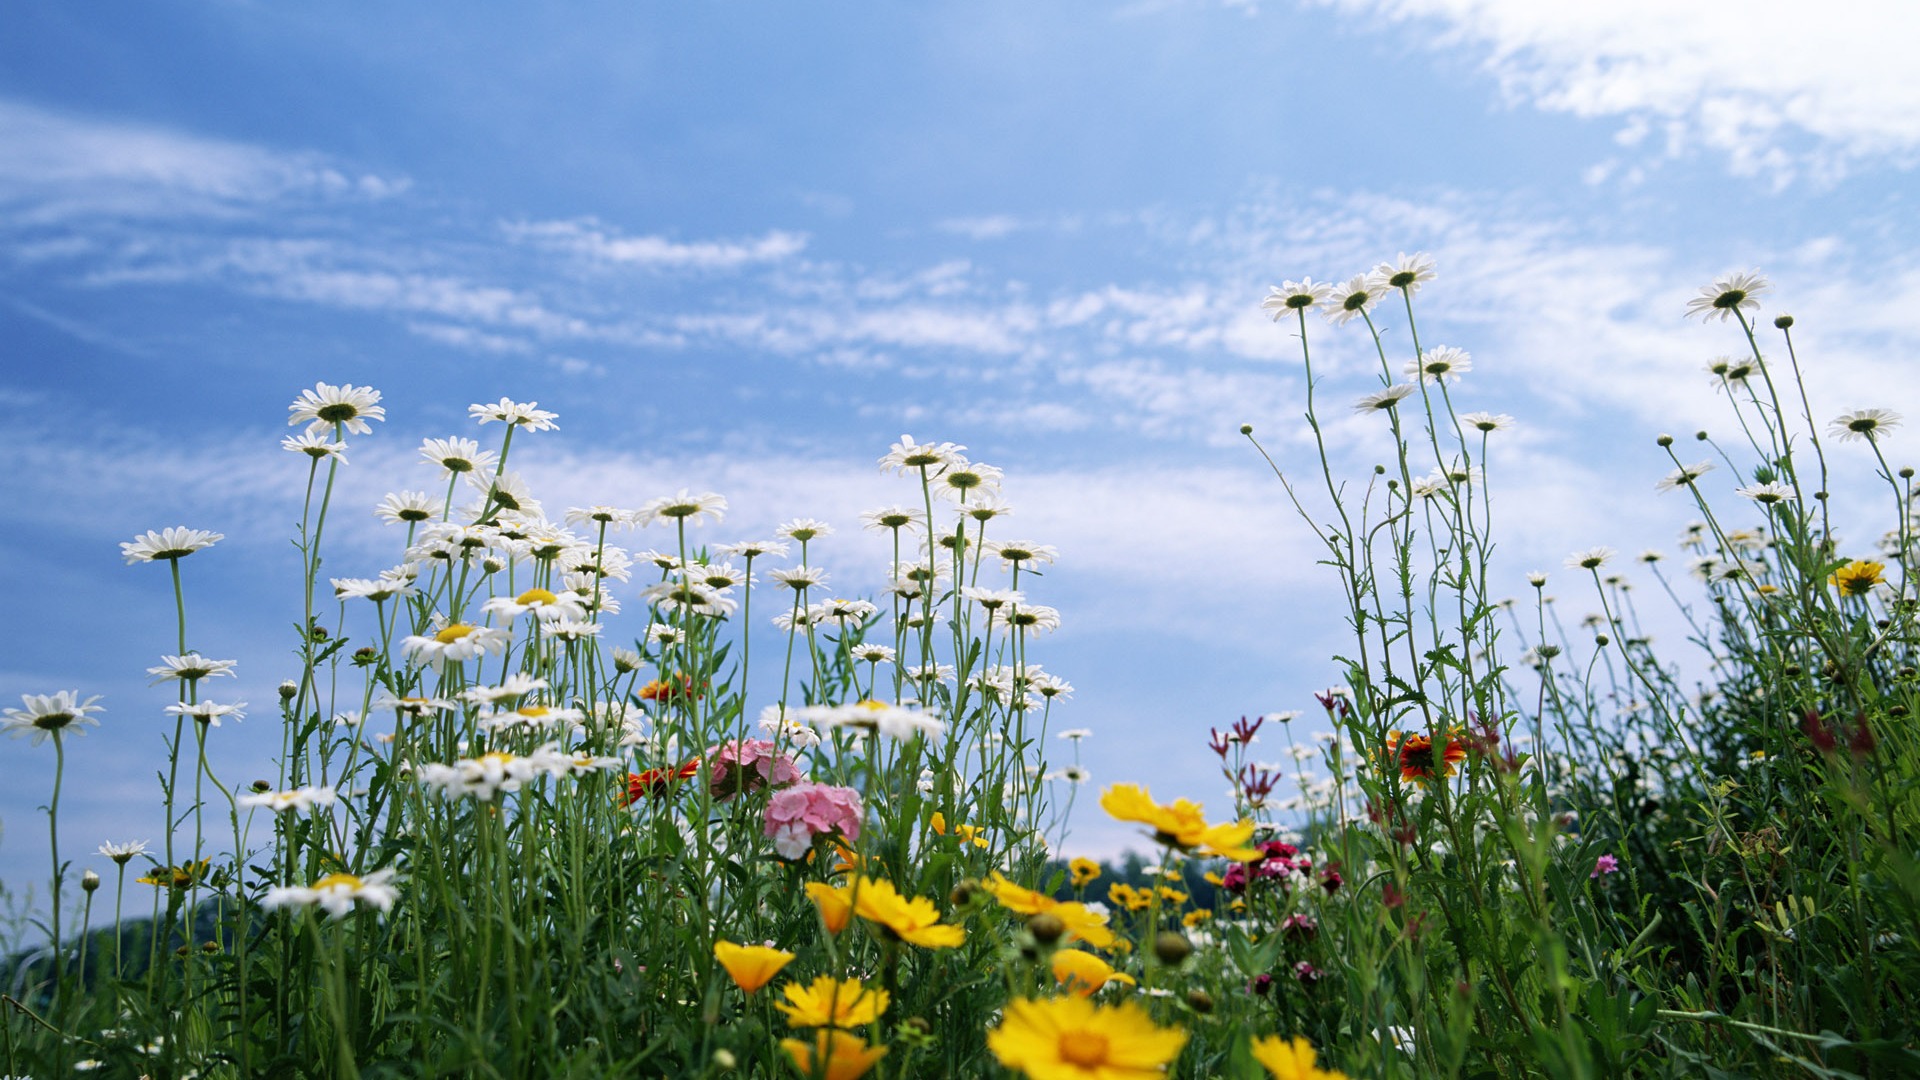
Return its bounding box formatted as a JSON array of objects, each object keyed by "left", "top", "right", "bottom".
[
  {"left": 374, "top": 491, "right": 438, "bottom": 525},
  {"left": 1564, "top": 547, "right": 1615, "bottom": 571},
  {"left": 1460, "top": 411, "right": 1514, "bottom": 433},
  {"left": 1108, "top": 883, "right": 1152, "bottom": 912},
  {"left": 1684, "top": 270, "right": 1768, "bottom": 322},
  {"left": 713, "top": 940, "right": 795, "bottom": 994},
  {"left": 1053, "top": 949, "right": 1136, "bottom": 996},
  {"left": 1372, "top": 251, "right": 1437, "bottom": 294},
  {"left": 719, "top": 538, "right": 792, "bottom": 561},
  {"left": 769, "top": 565, "right": 831, "bottom": 591},
  {"left": 1405, "top": 346, "right": 1471, "bottom": 384},
  {"left": 121, "top": 526, "right": 223, "bottom": 564},
  {"left": 1069, "top": 857, "right": 1102, "bottom": 888},
  {"left": 137, "top": 859, "right": 211, "bottom": 890},
  {"left": 879, "top": 435, "right": 968, "bottom": 474},
  {"left": 780, "top": 1029, "right": 889, "bottom": 1079},
  {"left": 776, "top": 975, "right": 888, "bottom": 1029},
  {"left": 1261, "top": 278, "right": 1334, "bottom": 318},
  {"left": 238, "top": 785, "right": 337, "bottom": 814},
  {"left": 2, "top": 691, "right": 104, "bottom": 744},
  {"left": 988, "top": 997, "right": 1187, "bottom": 1078},
  {"left": 1032, "top": 673, "right": 1075, "bottom": 700},
  {"left": 1054, "top": 765, "right": 1092, "bottom": 785},
  {"left": 826, "top": 875, "right": 967, "bottom": 947},
  {"left": 1829, "top": 408, "right": 1901, "bottom": 443},
  {"left": 281, "top": 431, "right": 348, "bottom": 462},
  {"left": 483, "top": 587, "right": 587, "bottom": 623},
  {"left": 932, "top": 461, "right": 1004, "bottom": 503},
  {"left": 1352, "top": 385, "right": 1416, "bottom": 413},
  {"left": 802, "top": 700, "right": 944, "bottom": 743},
  {"left": 1590, "top": 854, "right": 1620, "bottom": 879},
  {"left": 467, "top": 470, "right": 543, "bottom": 517},
  {"left": 288, "top": 381, "right": 385, "bottom": 435},
  {"left": 638, "top": 489, "right": 728, "bottom": 527},
  {"left": 261, "top": 868, "right": 399, "bottom": 918},
  {"left": 706, "top": 738, "right": 806, "bottom": 798},
  {"left": 398, "top": 623, "right": 510, "bottom": 670},
  {"left": 624, "top": 760, "right": 702, "bottom": 803},
  {"left": 1735, "top": 481, "right": 1795, "bottom": 505},
  {"left": 987, "top": 539, "right": 1059, "bottom": 569},
  {"left": 419, "top": 436, "right": 498, "bottom": 478},
  {"left": 1831, "top": 559, "right": 1885, "bottom": 597},
  {"left": 1250, "top": 1034, "right": 1348, "bottom": 1080},
  {"left": 1099, "top": 783, "right": 1262, "bottom": 861},
  {"left": 418, "top": 749, "right": 552, "bottom": 801},
  {"left": 1006, "top": 605, "right": 1062, "bottom": 633},
  {"left": 99, "top": 840, "right": 148, "bottom": 865},
  {"left": 1655, "top": 461, "right": 1714, "bottom": 492},
  {"left": 1383, "top": 730, "right": 1468, "bottom": 785},
  {"left": 765, "top": 783, "right": 864, "bottom": 859},
  {"left": 1059, "top": 728, "right": 1093, "bottom": 741},
  {"left": 164, "top": 700, "right": 246, "bottom": 728},
  {"left": 861, "top": 505, "right": 923, "bottom": 532},
  {"left": 468, "top": 397, "right": 559, "bottom": 430},
  {"left": 984, "top": 873, "right": 1117, "bottom": 948},
  {"left": 332, "top": 576, "right": 416, "bottom": 602},
  {"left": 778, "top": 518, "right": 835, "bottom": 542},
  {"left": 639, "top": 674, "right": 704, "bottom": 704},
  {"left": 1325, "top": 274, "right": 1384, "bottom": 325}
]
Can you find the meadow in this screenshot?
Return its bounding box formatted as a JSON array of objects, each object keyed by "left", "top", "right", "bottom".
[{"left": 4, "top": 257, "right": 1917, "bottom": 1078}]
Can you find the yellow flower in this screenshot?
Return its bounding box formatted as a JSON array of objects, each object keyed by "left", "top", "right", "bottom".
[
  {"left": 847, "top": 876, "right": 966, "bottom": 948},
  {"left": 988, "top": 996, "right": 1187, "bottom": 1079},
  {"left": 775, "top": 975, "right": 889, "bottom": 1029},
  {"left": 1069, "top": 857, "right": 1102, "bottom": 889},
  {"left": 984, "top": 872, "right": 1116, "bottom": 948},
  {"left": 1156, "top": 887, "right": 1188, "bottom": 905},
  {"left": 929, "top": 811, "right": 948, "bottom": 835},
  {"left": 1182, "top": 909, "right": 1211, "bottom": 928},
  {"left": 955, "top": 823, "right": 990, "bottom": 850},
  {"left": 1099, "top": 783, "right": 1263, "bottom": 861},
  {"left": 1052, "top": 949, "right": 1136, "bottom": 997},
  {"left": 136, "top": 859, "right": 211, "bottom": 890},
  {"left": 806, "top": 881, "right": 855, "bottom": 934},
  {"left": 1107, "top": 883, "right": 1151, "bottom": 912},
  {"left": 1249, "top": 1034, "right": 1348, "bottom": 1080},
  {"left": 714, "top": 940, "right": 795, "bottom": 994},
  {"left": 1831, "top": 559, "right": 1885, "bottom": 597},
  {"left": 780, "top": 1029, "right": 888, "bottom": 1080}
]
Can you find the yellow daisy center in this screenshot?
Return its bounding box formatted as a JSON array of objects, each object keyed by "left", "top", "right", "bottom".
[
  {"left": 1059, "top": 1030, "right": 1110, "bottom": 1066},
  {"left": 312, "top": 872, "right": 363, "bottom": 891},
  {"left": 516, "top": 587, "right": 559, "bottom": 606},
  {"left": 434, "top": 624, "right": 476, "bottom": 644},
  {"left": 517, "top": 705, "right": 549, "bottom": 718}
]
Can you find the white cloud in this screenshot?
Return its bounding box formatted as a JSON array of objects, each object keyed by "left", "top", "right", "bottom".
[
  {"left": 1316, "top": 0, "right": 1920, "bottom": 183},
  {"left": 503, "top": 217, "right": 807, "bottom": 269}
]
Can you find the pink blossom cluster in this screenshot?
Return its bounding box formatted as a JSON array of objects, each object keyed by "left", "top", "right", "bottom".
[
  {"left": 706, "top": 738, "right": 805, "bottom": 800},
  {"left": 1221, "top": 841, "right": 1312, "bottom": 894},
  {"left": 764, "top": 782, "right": 863, "bottom": 859}
]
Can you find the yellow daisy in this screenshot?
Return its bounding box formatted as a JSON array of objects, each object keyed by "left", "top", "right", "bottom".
[
  {"left": 779, "top": 1029, "right": 888, "bottom": 1079},
  {"left": 988, "top": 996, "right": 1186, "bottom": 1079},
  {"left": 713, "top": 940, "right": 794, "bottom": 994},
  {"left": 1249, "top": 1034, "right": 1348, "bottom": 1080},
  {"left": 775, "top": 975, "right": 888, "bottom": 1029},
  {"left": 1099, "top": 783, "right": 1263, "bottom": 861},
  {"left": 1052, "top": 949, "right": 1136, "bottom": 997},
  {"left": 984, "top": 873, "right": 1116, "bottom": 948}
]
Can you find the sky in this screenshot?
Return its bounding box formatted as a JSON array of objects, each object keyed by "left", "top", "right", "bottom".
[{"left": 4, "top": 0, "right": 1920, "bottom": 914}]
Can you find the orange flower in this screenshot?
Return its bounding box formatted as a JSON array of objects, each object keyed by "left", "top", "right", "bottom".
[
  {"left": 1384, "top": 731, "right": 1467, "bottom": 785},
  {"left": 622, "top": 759, "right": 700, "bottom": 805},
  {"left": 809, "top": 876, "right": 964, "bottom": 947},
  {"left": 639, "top": 674, "right": 704, "bottom": 704},
  {"left": 780, "top": 1029, "right": 888, "bottom": 1080},
  {"left": 713, "top": 940, "right": 794, "bottom": 994},
  {"left": 806, "top": 881, "right": 855, "bottom": 934},
  {"left": 1099, "top": 783, "right": 1262, "bottom": 861}
]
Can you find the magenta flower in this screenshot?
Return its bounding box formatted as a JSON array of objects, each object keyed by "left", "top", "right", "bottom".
[
  {"left": 764, "top": 782, "right": 863, "bottom": 859},
  {"left": 1590, "top": 854, "right": 1620, "bottom": 879},
  {"left": 706, "top": 738, "right": 805, "bottom": 799}
]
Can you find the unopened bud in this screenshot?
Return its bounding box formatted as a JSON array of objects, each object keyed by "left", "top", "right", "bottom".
[
  {"left": 950, "top": 879, "right": 980, "bottom": 907},
  {"left": 1656, "top": 434, "right": 1673, "bottom": 447},
  {"left": 1152, "top": 931, "right": 1192, "bottom": 966},
  {"left": 1185, "top": 989, "right": 1214, "bottom": 1014},
  {"left": 251, "top": 779, "right": 273, "bottom": 793},
  {"left": 279, "top": 681, "right": 299, "bottom": 700},
  {"left": 1027, "top": 913, "right": 1065, "bottom": 946},
  {"left": 711, "top": 1049, "right": 736, "bottom": 1070},
  {"left": 1773, "top": 314, "right": 1794, "bottom": 329},
  {"left": 81, "top": 870, "right": 101, "bottom": 893}
]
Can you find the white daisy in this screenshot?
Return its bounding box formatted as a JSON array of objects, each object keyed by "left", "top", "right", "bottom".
[
  {"left": 331, "top": 576, "right": 417, "bottom": 603},
  {"left": 482, "top": 587, "right": 586, "bottom": 623},
  {"left": 860, "top": 506, "right": 924, "bottom": 532},
  {"left": 851, "top": 643, "right": 896, "bottom": 664},
  {"left": 3, "top": 691, "right": 104, "bottom": 744},
  {"left": 1029, "top": 673, "right": 1074, "bottom": 700},
  {"left": 165, "top": 700, "right": 246, "bottom": 728},
  {"left": 121, "top": 527, "right": 223, "bottom": 564},
  {"left": 1370, "top": 252, "right": 1437, "bottom": 296},
  {"left": 638, "top": 489, "right": 728, "bottom": 527},
  {"left": 146, "top": 654, "right": 237, "bottom": 685},
  {"left": 1405, "top": 346, "right": 1471, "bottom": 385},
  {"left": 419, "top": 436, "right": 497, "bottom": 478},
  {"left": 1325, "top": 274, "right": 1385, "bottom": 325},
  {"left": 261, "top": 867, "right": 399, "bottom": 918},
  {"left": 1684, "top": 270, "right": 1769, "bottom": 322},
  {"left": 1565, "top": 547, "right": 1616, "bottom": 571},
  {"left": 564, "top": 505, "right": 637, "bottom": 531},
  {"left": 1830, "top": 409, "right": 1901, "bottom": 443},
  {"left": 98, "top": 839, "right": 148, "bottom": 865},
  {"left": 288, "top": 382, "right": 385, "bottom": 436},
  {"left": 1735, "top": 482, "right": 1796, "bottom": 505},
  {"left": 467, "top": 470, "right": 543, "bottom": 517},
  {"left": 716, "top": 539, "right": 790, "bottom": 560},
  {"left": 239, "top": 785, "right": 337, "bottom": 814},
  {"left": 768, "top": 565, "right": 830, "bottom": 591},
  {"left": 776, "top": 517, "right": 834, "bottom": 542},
  {"left": 1459, "top": 411, "right": 1514, "bottom": 433},
  {"left": 398, "top": 623, "right": 511, "bottom": 670},
  {"left": 461, "top": 674, "right": 550, "bottom": 706},
  {"left": 932, "top": 462, "right": 1003, "bottom": 503},
  {"left": 1353, "top": 385, "right": 1416, "bottom": 413},
  {"left": 800, "top": 700, "right": 945, "bottom": 742},
  {"left": 468, "top": 398, "right": 559, "bottom": 431},
  {"left": 1261, "top": 278, "right": 1334, "bottom": 319},
  {"left": 1656, "top": 461, "right": 1715, "bottom": 492},
  {"left": 281, "top": 432, "right": 349, "bottom": 462},
  {"left": 374, "top": 491, "right": 439, "bottom": 525},
  {"left": 986, "top": 540, "right": 1058, "bottom": 569},
  {"left": 1005, "top": 604, "right": 1062, "bottom": 633},
  {"left": 879, "top": 435, "right": 968, "bottom": 474}
]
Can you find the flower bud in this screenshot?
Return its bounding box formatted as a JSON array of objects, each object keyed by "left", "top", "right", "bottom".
[
  {"left": 1773, "top": 314, "right": 1793, "bottom": 329},
  {"left": 1185, "top": 989, "right": 1214, "bottom": 1014},
  {"left": 1027, "top": 913, "right": 1065, "bottom": 946},
  {"left": 81, "top": 870, "right": 101, "bottom": 893},
  {"left": 711, "top": 1049, "right": 736, "bottom": 1070},
  {"left": 251, "top": 779, "right": 273, "bottom": 793},
  {"left": 1152, "top": 931, "right": 1192, "bottom": 967},
  {"left": 279, "top": 680, "right": 299, "bottom": 700}
]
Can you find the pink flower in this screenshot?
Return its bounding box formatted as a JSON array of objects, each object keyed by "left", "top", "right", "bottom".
[
  {"left": 764, "top": 783, "right": 863, "bottom": 859},
  {"left": 1590, "top": 854, "right": 1620, "bottom": 879},
  {"left": 706, "top": 738, "right": 805, "bottom": 799}
]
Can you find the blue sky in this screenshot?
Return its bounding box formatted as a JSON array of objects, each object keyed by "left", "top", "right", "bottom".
[{"left": 4, "top": 1, "right": 1920, "bottom": 907}]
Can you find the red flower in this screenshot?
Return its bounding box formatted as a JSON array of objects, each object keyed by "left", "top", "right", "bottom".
[
  {"left": 639, "top": 674, "right": 705, "bottom": 704},
  {"left": 1385, "top": 730, "right": 1467, "bottom": 785},
  {"left": 623, "top": 759, "right": 701, "bottom": 805}
]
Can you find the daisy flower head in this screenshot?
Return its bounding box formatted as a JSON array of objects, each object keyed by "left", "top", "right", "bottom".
[
  {"left": 1831, "top": 559, "right": 1886, "bottom": 598},
  {"left": 468, "top": 397, "right": 558, "bottom": 431},
  {"left": 482, "top": 586, "right": 586, "bottom": 623},
  {"left": 288, "top": 382, "right": 385, "bottom": 436},
  {"left": 1405, "top": 346, "right": 1471, "bottom": 385},
  {"left": 775, "top": 975, "right": 889, "bottom": 1030},
  {"left": 1736, "top": 481, "right": 1796, "bottom": 505},
  {"left": 1829, "top": 408, "right": 1901, "bottom": 443},
  {"left": 988, "top": 997, "right": 1187, "bottom": 1079},
  {"left": 1565, "top": 546, "right": 1616, "bottom": 571},
  {"left": 1384, "top": 729, "right": 1468, "bottom": 786},
  {"left": 851, "top": 643, "right": 896, "bottom": 664},
  {"left": 121, "top": 527, "right": 223, "bottom": 564},
  {"left": 712, "top": 940, "right": 795, "bottom": 995},
  {"left": 419, "top": 436, "right": 497, "bottom": 479},
  {"left": 1005, "top": 604, "right": 1062, "bottom": 633},
  {"left": 3, "top": 691, "right": 104, "bottom": 744},
  {"left": 147, "top": 654, "right": 237, "bottom": 685},
  {"left": 769, "top": 565, "right": 830, "bottom": 592},
  {"left": 1261, "top": 278, "right": 1335, "bottom": 319},
  {"left": 717, "top": 538, "right": 790, "bottom": 560},
  {"left": 1058, "top": 727, "right": 1092, "bottom": 741},
  {"left": 986, "top": 539, "right": 1058, "bottom": 569},
  {"left": 1326, "top": 273, "right": 1385, "bottom": 325},
  {"left": 261, "top": 867, "right": 399, "bottom": 919},
  {"left": 777, "top": 517, "right": 834, "bottom": 543},
  {"left": 1706, "top": 356, "right": 1758, "bottom": 387},
  {"left": 959, "top": 492, "right": 1015, "bottom": 523},
  {"left": 1684, "top": 270, "right": 1769, "bottom": 322},
  {"left": 1250, "top": 1034, "right": 1350, "bottom": 1080},
  {"left": 1370, "top": 251, "right": 1437, "bottom": 295},
  {"left": 780, "top": 1031, "right": 887, "bottom": 1080},
  {"left": 1030, "top": 672, "right": 1074, "bottom": 700},
  {"left": 281, "top": 431, "right": 348, "bottom": 463},
  {"left": 467, "top": 470, "right": 543, "bottom": 518},
  {"left": 1460, "top": 411, "right": 1513, "bottom": 433},
  {"left": 639, "top": 489, "right": 728, "bottom": 527},
  {"left": 238, "top": 785, "right": 337, "bottom": 814},
  {"left": 1655, "top": 460, "right": 1715, "bottom": 492},
  {"left": 932, "top": 460, "right": 1004, "bottom": 503},
  {"left": 398, "top": 622, "right": 510, "bottom": 670},
  {"left": 164, "top": 700, "right": 246, "bottom": 728},
  {"left": 374, "top": 491, "right": 438, "bottom": 526},
  {"left": 1100, "top": 783, "right": 1261, "bottom": 861},
  {"left": 1353, "top": 384, "right": 1416, "bottom": 414},
  {"left": 879, "top": 435, "right": 967, "bottom": 475},
  {"left": 331, "top": 575, "right": 417, "bottom": 603},
  {"left": 860, "top": 505, "right": 923, "bottom": 532},
  {"left": 98, "top": 839, "right": 148, "bottom": 865}
]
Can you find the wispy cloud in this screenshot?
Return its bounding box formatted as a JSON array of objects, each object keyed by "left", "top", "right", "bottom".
[
  {"left": 503, "top": 217, "right": 807, "bottom": 270},
  {"left": 1314, "top": 0, "right": 1920, "bottom": 185}
]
